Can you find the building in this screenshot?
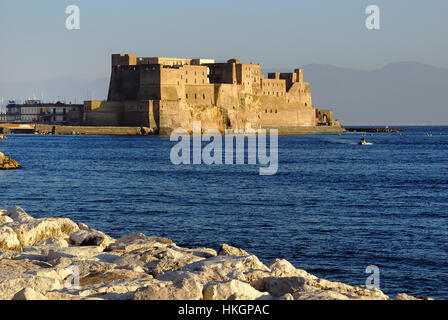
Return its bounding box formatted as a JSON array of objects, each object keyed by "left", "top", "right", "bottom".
[
  {"left": 316, "top": 109, "right": 339, "bottom": 126},
  {"left": 83, "top": 53, "right": 341, "bottom": 134},
  {"left": 5, "top": 100, "right": 84, "bottom": 124}
]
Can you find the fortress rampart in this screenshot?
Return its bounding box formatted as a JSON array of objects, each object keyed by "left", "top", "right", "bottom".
[{"left": 84, "top": 54, "right": 341, "bottom": 134}]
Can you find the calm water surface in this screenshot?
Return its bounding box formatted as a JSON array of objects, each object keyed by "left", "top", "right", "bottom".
[{"left": 1, "top": 126, "right": 447, "bottom": 298}]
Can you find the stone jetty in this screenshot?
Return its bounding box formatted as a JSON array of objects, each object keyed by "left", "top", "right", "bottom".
[
  {"left": 0, "top": 207, "right": 430, "bottom": 300},
  {"left": 0, "top": 152, "right": 21, "bottom": 170},
  {"left": 345, "top": 127, "right": 403, "bottom": 133}
]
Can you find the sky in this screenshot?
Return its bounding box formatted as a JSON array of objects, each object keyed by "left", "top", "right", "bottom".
[{"left": 1, "top": 0, "right": 447, "bottom": 83}]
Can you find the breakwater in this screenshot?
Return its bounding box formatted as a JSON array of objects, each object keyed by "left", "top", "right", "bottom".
[
  {"left": 0, "top": 207, "right": 427, "bottom": 300},
  {"left": 345, "top": 127, "right": 403, "bottom": 133}
]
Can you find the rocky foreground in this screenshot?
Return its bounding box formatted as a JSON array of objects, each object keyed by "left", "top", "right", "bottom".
[
  {"left": 0, "top": 207, "right": 429, "bottom": 300},
  {"left": 0, "top": 152, "right": 21, "bottom": 170}
]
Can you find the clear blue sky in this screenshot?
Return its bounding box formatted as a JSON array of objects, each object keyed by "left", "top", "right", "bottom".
[{"left": 1, "top": 0, "right": 447, "bottom": 82}]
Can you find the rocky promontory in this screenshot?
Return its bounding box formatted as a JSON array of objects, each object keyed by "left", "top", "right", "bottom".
[
  {"left": 0, "top": 152, "right": 21, "bottom": 170},
  {"left": 0, "top": 207, "right": 430, "bottom": 300}
]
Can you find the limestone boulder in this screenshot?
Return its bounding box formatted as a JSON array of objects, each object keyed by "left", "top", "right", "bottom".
[
  {"left": 179, "top": 254, "right": 270, "bottom": 284},
  {"left": 133, "top": 277, "right": 203, "bottom": 300},
  {"left": 106, "top": 233, "right": 173, "bottom": 252},
  {"left": 0, "top": 152, "right": 21, "bottom": 170},
  {"left": 268, "top": 259, "right": 316, "bottom": 279},
  {"left": 218, "top": 243, "right": 250, "bottom": 256},
  {"left": 394, "top": 293, "right": 433, "bottom": 300},
  {"left": 0, "top": 226, "right": 21, "bottom": 250},
  {"left": 143, "top": 245, "right": 217, "bottom": 276},
  {"left": 0, "top": 215, "right": 13, "bottom": 225},
  {"left": 34, "top": 237, "right": 69, "bottom": 249},
  {"left": 12, "top": 288, "right": 48, "bottom": 300},
  {"left": 253, "top": 276, "right": 310, "bottom": 297},
  {"left": 47, "top": 246, "right": 104, "bottom": 262},
  {"left": 12, "top": 219, "right": 79, "bottom": 248},
  {"left": 0, "top": 259, "right": 65, "bottom": 300},
  {"left": 309, "top": 278, "right": 389, "bottom": 300},
  {"left": 69, "top": 229, "right": 115, "bottom": 249},
  {"left": 204, "top": 279, "right": 272, "bottom": 300},
  {"left": 5, "top": 206, "right": 34, "bottom": 223},
  {"left": 70, "top": 277, "right": 155, "bottom": 300}
]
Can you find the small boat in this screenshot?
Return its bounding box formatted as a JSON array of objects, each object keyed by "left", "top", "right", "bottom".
[{"left": 358, "top": 137, "right": 370, "bottom": 145}]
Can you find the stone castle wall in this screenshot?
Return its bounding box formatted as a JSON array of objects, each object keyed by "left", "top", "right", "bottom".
[{"left": 84, "top": 54, "right": 337, "bottom": 134}]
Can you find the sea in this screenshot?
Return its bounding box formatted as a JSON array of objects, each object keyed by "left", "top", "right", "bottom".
[{"left": 1, "top": 126, "right": 447, "bottom": 299}]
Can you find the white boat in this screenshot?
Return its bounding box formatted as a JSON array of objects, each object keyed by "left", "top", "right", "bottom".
[{"left": 358, "top": 137, "right": 372, "bottom": 145}]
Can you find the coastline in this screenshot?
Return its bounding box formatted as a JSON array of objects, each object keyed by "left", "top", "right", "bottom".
[
  {"left": 1, "top": 124, "right": 345, "bottom": 136},
  {"left": 0, "top": 206, "right": 430, "bottom": 300}
]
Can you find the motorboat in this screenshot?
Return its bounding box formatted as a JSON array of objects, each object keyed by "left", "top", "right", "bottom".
[{"left": 358, "top": 137, "right": 369, "bottom": 145}]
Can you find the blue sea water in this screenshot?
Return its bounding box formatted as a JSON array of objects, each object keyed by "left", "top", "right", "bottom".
[{"left": 1, "top": 126, "right": 447, "bottom": 299}]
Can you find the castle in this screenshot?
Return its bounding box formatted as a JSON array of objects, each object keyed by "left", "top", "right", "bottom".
[{"left": 84, "top": 54, "right": 341, "bottom": 134}]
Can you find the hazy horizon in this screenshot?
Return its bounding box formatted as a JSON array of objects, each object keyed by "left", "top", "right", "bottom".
[{"left": 1, "top": 0, "right": 447, "bottom": 125}]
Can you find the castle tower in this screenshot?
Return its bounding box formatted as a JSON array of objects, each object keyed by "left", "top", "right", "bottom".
[{"left": 294, "top": 69, "right": 304, "bottom": 83}]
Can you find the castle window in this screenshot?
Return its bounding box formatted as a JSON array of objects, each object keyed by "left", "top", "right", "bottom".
[
  {"left": 186, "top": 94, "right": 188, "bottom": 99},
  {"left": 265, "top": 109, "right": 267, "bottom": 113},
  {"left": 275, "top": 109, "right": 278, "bottom": 113},
  {"left": 305, "top": 102, "right": 307, "bottom": 106},
  {"left": 186, "top": 79, "right": 188, "bottom": 83},
  {"left": 203, "top": 94, "right": 206, "bottom": 99},
  {"left": 195, "top": 79, "right": 197, "bottom": 84},
  {"left": 270, "top": 109, "right": 272, "bottom": 113},
  {"left": 202, "top": 79, "right": 204, "bottom": 84},
  {"left": 195, "top": 94, "right": 197, "bottom": 99}
]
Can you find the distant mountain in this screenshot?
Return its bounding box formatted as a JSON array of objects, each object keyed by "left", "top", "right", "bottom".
[
  {"left": 266, "top": 62, "right": 448, "bottom": 125},
  {"left": 0, "top": 76, "right": 109, "bottom": 105},
  {"left": 1, "top": 62, "right": 447, "bottom": 125}
]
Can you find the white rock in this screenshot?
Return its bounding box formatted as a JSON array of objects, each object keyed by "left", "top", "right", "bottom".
[
  {"left": 107, "top": 233, "right": 173, "bottom": 252},
  {"left": 218, "top": 243, "right": 250, "bottom": 256},
  {"left": 180, "top": 255, "right": 270, "bottom": 284},
  {"left": 5, "top": 206, "right": 34, "bottom": 223},
  {"left": 0, "top": 215, "right": 13, "bottom": 225},
  {"left": 0, "top": 226, "right": 21, "bottom": 251},
  {"left": 47, "top": 246, "right": 104, "bottom": 262},
  {"left": 12, "top": 288, "right": 48, "bottom": 300},
  {"left": 203, "top": 280, "right": 272, "bottom": 300},
  {"left": 69, "top": 230, "right": 114, "bottom": 249},
  {"left": 133, "top": 277, "right": 203, "bottom": 300},
  {"left": 0, "top": 259, "right": 65, "bottom": 299},
  {"left": 34, "top": 237, "right": 69, "bottom": 248},
  {"left": 12, "top": 217, "right": 79, "bottom": 247},
  {"left": 268, "top": 259, "right": 316, "bottom": 279}
]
